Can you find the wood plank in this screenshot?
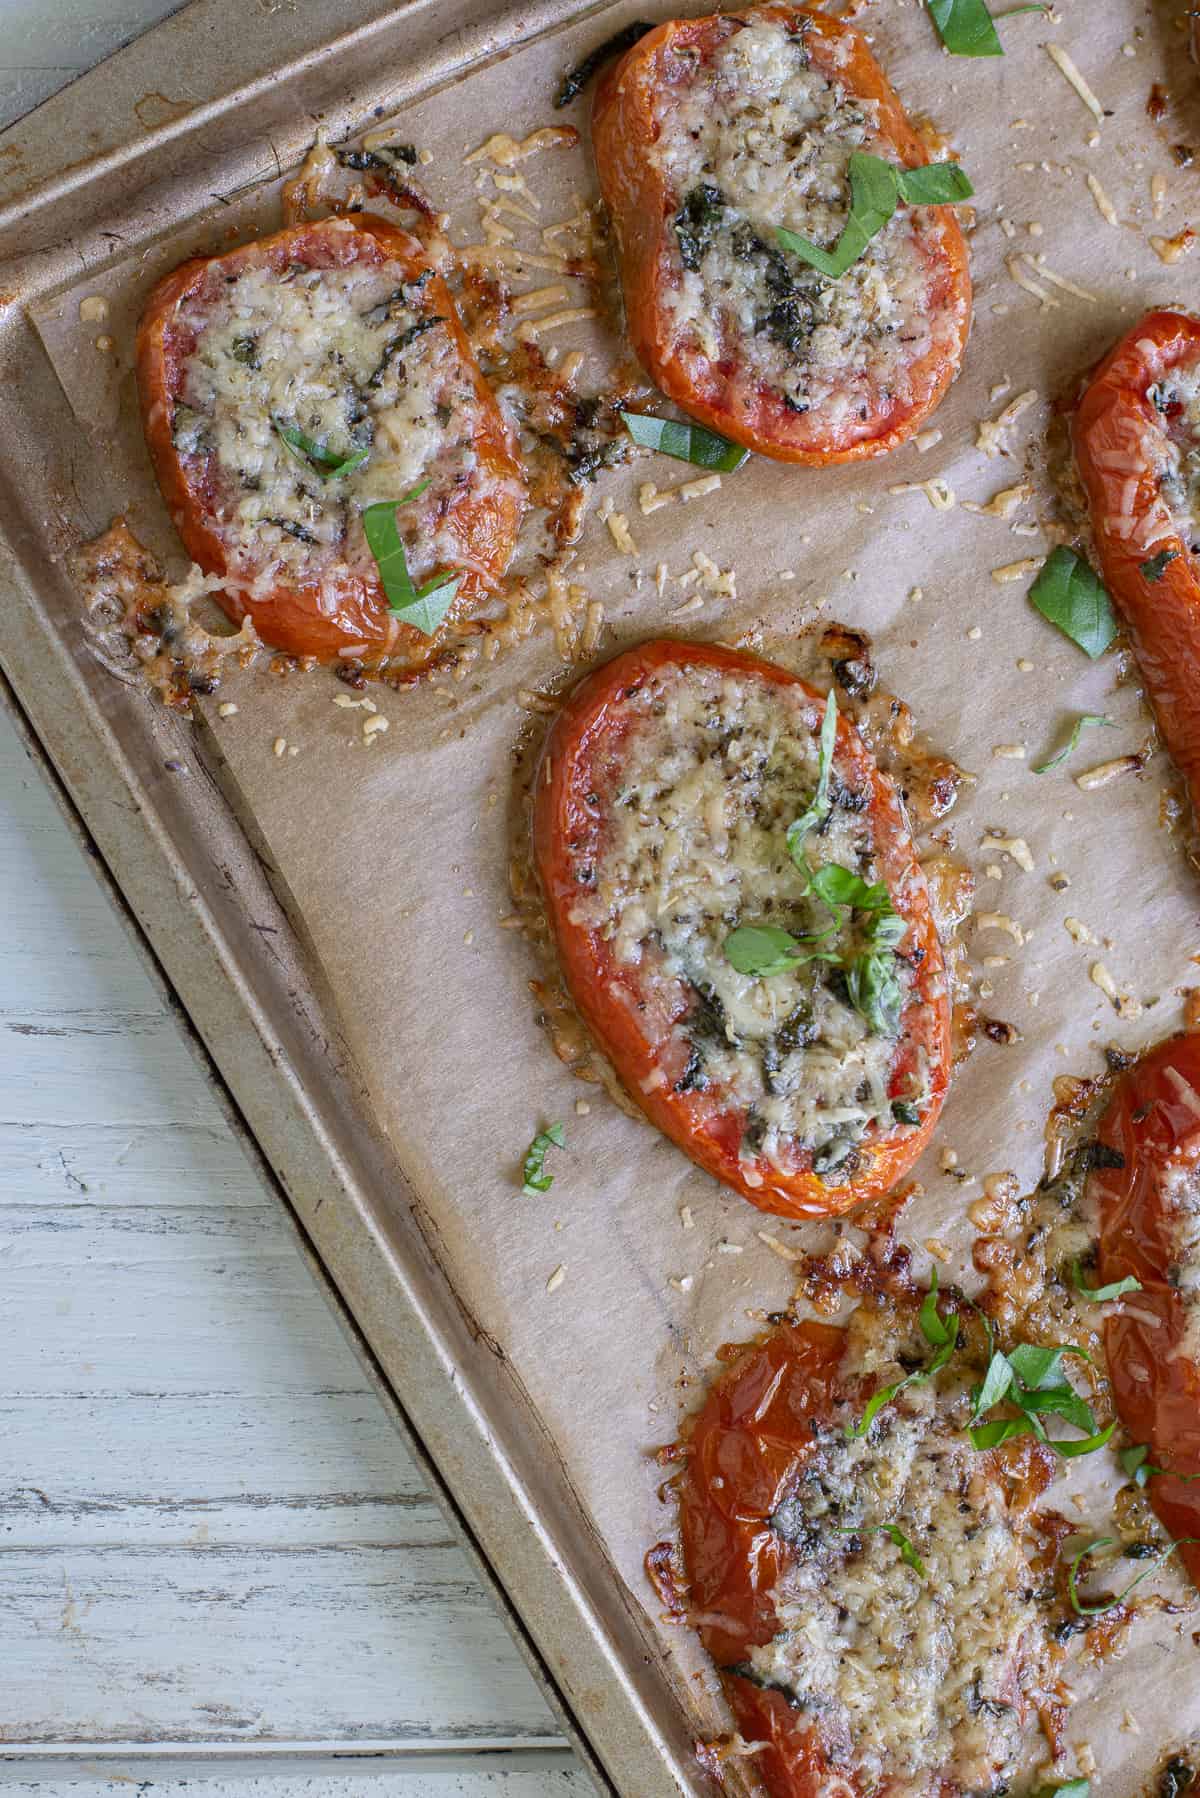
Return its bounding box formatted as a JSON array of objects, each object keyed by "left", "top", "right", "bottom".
[{"left": 0, "top": 1546, "right": 559, "bottom": 1747}]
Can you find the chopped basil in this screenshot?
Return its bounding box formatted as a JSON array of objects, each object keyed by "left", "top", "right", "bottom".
[
  {"left": 522, "top": 1122, "right": 566, "bottom": 1196},
  {"left": 1072, "top": 1261, "right": 1142, "bottom": 1303},
  {"left": 1031, "top": 713, "right": 1115, "bottom": 774},
  {"left": 1032, "top": 1783, "right": 1090, "bottom": 1798},
  {"left": 360, "top": 479, "right": 463, "bottom": 635},
  {"left": 1141, "top": 548, "right": 1180, "bottom": 581},
  {"left": 836, "top": 1522, "right": 927, "bottom": 1579},
  {"left": 807, "top": 865, "right": 890, "bottom": 910},
  {"left": 723, "top": 923, "right": 837, "bottom": 978},
  {"left": 1120, "top": 1443, "right": 1200, "bottom": 1488},
  {"left": 846, "top": 1277, "right": 959, "bottom": 1439},
  {"left": 968, "top": 1338, "right": 1110, "bottom": 1457},
  {"left": 777, "top": 151, "right": 973, "bottom": 280},
  {"left": 785, "top": 691, "right": 838, "bottom": 853},
  {"left": 892, "top": 1100, "right": 921, "bottom": 1127},
  {"left": 1068, "top": 1534, "right": 1200, "bottom": 1617},
  {"left": 1028, "top": 548, "right": 1117, "bottom": 659},
  {"left": 273, "top": 417, "right": 370, "bottom": 480},
  {"left": 845, "top": 950, "right": 904, "bottom": 1036},
  {"left": 620, "top": 410, "right": 749, "bottom": 472},
  {"left": 927, "top": 0, "right": 1046, "bottom": 56}
]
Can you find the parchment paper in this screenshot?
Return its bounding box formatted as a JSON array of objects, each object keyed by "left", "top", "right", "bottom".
[{"left": 33, "top": 0, "right": 1200, "bottom": 1783}]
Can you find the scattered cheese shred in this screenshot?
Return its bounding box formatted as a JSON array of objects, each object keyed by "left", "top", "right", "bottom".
[
  {"left": 991, "top": 557, "right": 1044, "bottom": 583},
  {"left": 1006, "top": 255, "right": 1060, "bottom": 309},
  {"left": 510, "top": 283, "right": 571, "bottom": 315},
  {"left": 976, "top": 912, "right": 1026, "bottom": 945},
  {"left": 466, "top": 127, "right": 577, "bottom": 166},
  {"left": 545, "top": 1264, "right": 566, "bottom": 1293},
  {"left": 977, "top": 390, "right": 1038, "bottom": 457},
  {"left": 517, "top": 305, "right": 597, "bottom": 342},
  {"left": 1086, "top": 171, "right": 1119, "bottom": 227},
  {"left": 983, "top": 834, "right": 1035, "bottom": 872},
  {"left": 1046, "top": 44, "right": 1106, "bottom": 122},
  {"left": 756, "top": 1231, "right": 801, "bottom": 1263},
  {"left": 962, "top": 481, "right": 1033, "bottom": 519},
  {"left": 1090, "top": 961, "right": 1141, "bottom": 1018},
  {"left": 887, "top": 477, "right": 956, "bottom": 511},
  {"left": 1074, "top": 754, "right": 1142, "bottom": 790}
]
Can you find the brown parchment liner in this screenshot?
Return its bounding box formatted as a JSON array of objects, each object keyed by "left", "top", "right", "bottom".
[{"left": 32, "top": 0, "right": 1200, "bottom": 1786}]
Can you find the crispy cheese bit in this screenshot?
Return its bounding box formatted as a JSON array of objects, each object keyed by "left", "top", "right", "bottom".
[
  {"left": 1064, "top": 916, "right": 1099, "bottom": 945},
  {"left": 1074, "top": 754, "right": 1143, "bottom": 790},
  {"left": 756, "top": 1231, "right": 801, "bottom": 1263},
  {"left": 914, "top": 428, "right": 943, "bottom": 453},
  {"left": 639, "top": 482, "right": 678, "bottom": 516},
  {"left": 1149, "top": 229, "right": 1196, "bottom": 266},
  {"left": 272, "top": 736, "right": 287, "bottom": 758},
  {"left": 655, "top": 561, "right": 670, "bottom": 598},
  {"left": 670, "top": 594, "right": 705, "bottom": 619},
  {"left": 580, "top": 599, "right": 604, "bottom": 657},
  {"left": 976, "top": 912, "right": 1026, "bottom": 945},
  {"left": 603, "top": 509, "right": 637, "bottom": 556},
  {"left": 517, "top": 687, "right": 560, "bottom": 713},
  {"left": 962, "top": 481, "right": 1034, "bottom": 519},
  {"left": 1046, "top": 44, "right": 1106, "bottom": 123},
  {"left": 1086, "top": 171, "right": 1119, "bottom": 227},
  {"left": 1022, "top": 257, "right": 1098, "bottom": 303},
  {"left": 466, "top": 128, "right": 578, "bottom": 167},
  {"left": 362, "top": 715, "right": 389, "bottom": 740},
  {"left": 680, "top": 473, "right": 723, "bottom": 503},
  {"left": 510, "top": 283, "right": 571, "bottom": 315},
  {"left": 459, "top": 243, "right": 570, "bottom": 275},
  {"left": 668, "top": 1274, "right": 694, "bottom": 1293},
  {"left": 495, "top": 169, "right": 541, "bottom": 207},
  {"left": 680, "top": 1205, "right": 695, "bottom": 1230},
  {"left": 217, "top": 701, "right": 239, "bottom": 718},
  {"left": 983, "top": 834, "right": 1035, "bottom": 872},
  {"left": 887, "top": 478, "right": 956, "bottom": 511},
  {"left": 991, "top": 557, "right": 1044, "bottom": 584},
  {"left": 517, "top": 306, "right": 598, "bottom": 343},
  {"left": 976, "top": 390, "right": 1038, "bottom": 457},
  {"left": 1152, "top": 172, "right": 1168, "bottom": 221},
  {"left": 691, "top": 550, "right": 736, "bottom": 598},
  {"left": 545, "top": 1264, "right": 566, "bottom": 1293},
  {"left": 992, "top": 744, "right": 1027, "bottom": 759},
  {"left": 1006, "top": 255, "right": 1060, "bottom": 309},
  {"left": 1090, "top": 960, "right": 1142, "bottom": 1018}
]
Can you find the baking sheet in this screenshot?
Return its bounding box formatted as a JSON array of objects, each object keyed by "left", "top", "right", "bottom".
[{"left": 20, "top": 0, "right": 1200, "bottom": 1787}]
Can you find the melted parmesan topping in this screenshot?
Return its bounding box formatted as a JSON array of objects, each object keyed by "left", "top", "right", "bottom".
[
  {"left": 1162, "top": 1152, "right": 1200, "bottom": 1361},
  {"left": 570, "top": 664, "right": 923, "bottom": 1175},
  {"left": 1152, "top": 359, "right": 1200, "bottom": 552},
  {"left": 748, "top": 1350, "right": 1038, "bottom": 1793},
  {"left": 649, "top": 18, "right": 946, "bottom": 432},
  {"left": 174, "top": 249, "right": 508, "bottom": 600}
]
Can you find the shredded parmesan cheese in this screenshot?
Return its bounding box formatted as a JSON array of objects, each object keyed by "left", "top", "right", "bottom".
[{"left": 1045, "top": 44, "right": 1106, "bottom": 123}]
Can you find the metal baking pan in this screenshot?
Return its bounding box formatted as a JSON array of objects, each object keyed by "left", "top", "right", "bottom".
[{"left": 0, "top": 1, "right": 716, "bottom": 1791}]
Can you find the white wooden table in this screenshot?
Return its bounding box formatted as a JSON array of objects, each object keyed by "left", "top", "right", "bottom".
[{"left": 0, "top": 7, "right": 588, "bottom": 1792}]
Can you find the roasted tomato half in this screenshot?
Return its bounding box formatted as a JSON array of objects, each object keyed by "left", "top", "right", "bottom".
[
  {"left": 136, "top": 215, "right": 524, "bottom": 666},
  {"left": 1090, "top": 1031, "right": 1200, "bottom": 1589},
  {"left": 674, "top": 1314, "right": 1052, "bottom": 1796},
  {"left": 532, "top": 639, "right": 951, "bottom": 1218},
  {"left": 1073, "top": 310, "right": 1200, "bottom": 818},
  {"left": 591, "top": 5, "right": 972, "bottom": 464}
]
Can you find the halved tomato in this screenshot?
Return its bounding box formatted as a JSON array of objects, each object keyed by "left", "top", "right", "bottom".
[
  {"left": 1091, "top": 1031, "right": 1200, "bottom": 1588},
  {"left": 532, "top": 639, "right": 951, "bottom": 1218},
  {"left": 675, "top": 1315, "right": 1051, "bottom": 1796},
  {"left": 591, "top": 5, "right": 972, "bottom": 464},
  {"left": 136, "top": 215, "right": 524, "bottom": 666},
  {"left": 1072, "top": 310, "right": 1200, "bottom": 817}
]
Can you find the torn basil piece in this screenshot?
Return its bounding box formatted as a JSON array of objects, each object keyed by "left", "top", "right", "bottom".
[
  {"left": 361, "top": 482, "right": 462, "bottom": 636},
  {"left": 273, "top": 417, "right": 370, "bottom": 480},
  {"left": 1028, "top": 547, "right": 1118, "bottom": 659},
  {"left": 776, "top": 151, "right": 973, "bottom": 280},
  {"left": 620, "top": 410, "right": 749, "bottom": 472}
]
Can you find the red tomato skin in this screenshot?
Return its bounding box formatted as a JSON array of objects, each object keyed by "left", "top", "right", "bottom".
[
  {"left": 1092, "top": 1030, "right": 1200, "bottom": 1587},
  {"left": 1072, "top": 310, "right": 1200, "bottom": 818},
  {"left": 679, "top": 1321, "right": 855, "bottom": 1798},
  {"left": 591, "top": 5, "right": 972, "bottom": 465},
  {"left": 532, "top": 639, "right": 951, "bottom": 1220},
  {"left": 136, "top": 216, "right": 524, "bottom": 665}
]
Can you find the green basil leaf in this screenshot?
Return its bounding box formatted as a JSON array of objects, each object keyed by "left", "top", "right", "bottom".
[
  {"left": 925, "top": 1323, "right": 960, "bottom": 1378},
  {"left": 1072, "top": 1261, "right": 1142, "bottom": 1303},
  {"left": 724, "top": 923, "right": 803, "bottom": 977},
  {"left": 845, "top": 951, "right": 904, "bottom": 1036},
  {"left": 1029, "top": 547, "right": 1118, "bottom": 659},
  {"left": 274, "top": 417, "right": 370, "bottom": 480},
  {"left": 391, "top": 572, "right": 464, "bottom": 636},
  {"left": 1119, "top": 1443, "right": 1200, "bottom": 1487},
  {"left": 1032, "top": 1781, "right": 1091, "bottom": 1798},
  {"left": 1031, "top": 714, "right": 1115, "bottom": 774},
  {"left": 971, "top": 1415, "right": 1036, "bottom": 1450},
  {"left": 1140, "top": 548, "right": 1180, "bottom": 582},
  {"left": 927, "top": 0, "right": 1045, "bottom": 55},
  {"left": 896, "top": 162, "right": 974, "bottom": 205},
  {"left": 1007, "top": 1341, "right": 1092, "bottom": 1389},
  {"left": 1020, "top": 1386, "right": 1100, "bottom": 1436},
  {"left": 1052, "top": 1420, "right": 1115, "bottom": 1458},
  {"left": 973, "top": 1350, "right": 1014, "bottom": 1418},
  {"left": 786, "top": 691, "right": 839, "bottom": 852},
  {"left": 620, "top": 411, "right": 749, "bottom": 472},
  {"left": 847, "top": 1306, "right": 958, "bottom": 1438},
  {"left": 868, "top": 908, "right": 907, "bottom": 951},
  {"left": 522, "top": 1121, "right": 566, "bottom": 1196},
  {"left": 845, "top": 1374, "right": 913, "bottom": 1440}
]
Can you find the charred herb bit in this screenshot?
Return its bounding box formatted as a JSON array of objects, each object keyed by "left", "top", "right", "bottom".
[
  {"left": 892, "top": 1100, "right": 921, "bottom": 1126},
  {"left": 674, "top": 182, "right": 725, "bottom": 271},
  {"left": 366, "top": 313, "right": 446, "bottom": 389},
  {"left": 231, "top": 335, "right": 260, "bottom": 367},
  {"left": 554, "top": 20, "right": 654, "bottom": 107},
  {"left": 269, "top": 517, "right": 318, "bottom": 544},
  {"left": 1067, "top": 1533, "right": 1200, "bottom": 1617},
  {"left": 1160, "top": 1759, "right": 1197, "bottom": 1798},
  {"left": 1142, "top": 548, "right": 1181, "bottom": 581},
  {"left": 522, "top": 1122, "right": 566, "bottom": 1196}
]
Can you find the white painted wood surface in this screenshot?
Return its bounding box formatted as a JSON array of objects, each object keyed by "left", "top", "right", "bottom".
[{"left": 0, "top": 7, "right": 589, "bottom": 1788}]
